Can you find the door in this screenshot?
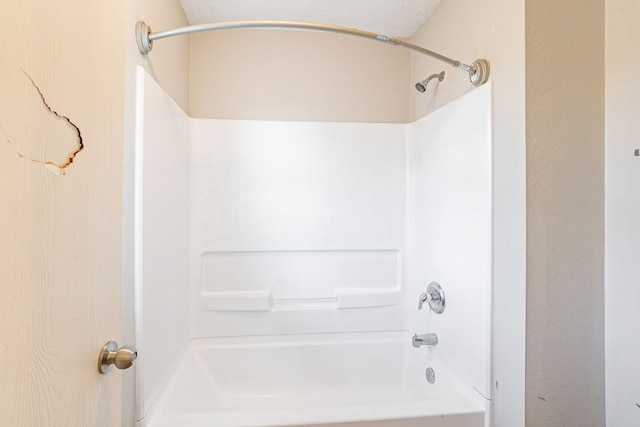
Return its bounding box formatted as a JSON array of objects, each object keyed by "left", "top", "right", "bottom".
[{"left": 0, "top": 1, "right": 130, "bottom": 425}]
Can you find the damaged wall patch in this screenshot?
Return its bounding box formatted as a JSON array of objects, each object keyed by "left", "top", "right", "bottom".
[{"left": 0, "top": 63, "right": 83, "bottom": 175}]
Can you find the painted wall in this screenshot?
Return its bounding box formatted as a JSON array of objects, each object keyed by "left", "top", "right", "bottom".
[
  {"left": 189, "top": 30, "right": 411, "bottom": 122},
  {"left": 605, "top": 1, "right": 640, "bottom": 425},
  {"left": 409, "top": 1, "right": 526, "bottom": 425},
  {"left": 0, "top": 1, "right": 127, "bottom": 425},
  {"left": 525, "top": 1, "right": 605, "bottom": 425}
]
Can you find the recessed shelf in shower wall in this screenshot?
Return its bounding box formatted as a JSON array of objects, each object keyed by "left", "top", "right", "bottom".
[
  {"left": 200, "top": 250, "right": 401, "bottom": 311},
  {"left": 201, "top": 288, "right": 402, "bottom": 311}
]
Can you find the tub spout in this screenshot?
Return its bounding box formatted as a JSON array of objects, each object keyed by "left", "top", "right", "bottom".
[{"left": 412, "top": 333, "right": 438, "bottom": 348}]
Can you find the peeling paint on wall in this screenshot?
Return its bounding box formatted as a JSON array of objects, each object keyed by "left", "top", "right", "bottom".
[{"left": 0, "top": 63, "right": 83, "bottom": 175}]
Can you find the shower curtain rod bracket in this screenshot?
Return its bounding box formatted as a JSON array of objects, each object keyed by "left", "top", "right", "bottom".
[
  {"left": 135, "top": 20, "right": 490, "bottom": 87},
  {"left": 136, "top": 21, "right": 153, "bottom": 55},
  {"left": 469, "top": 59, "right": 490, "bottom": 86}
]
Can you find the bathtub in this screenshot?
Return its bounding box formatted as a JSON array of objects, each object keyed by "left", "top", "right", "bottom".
[{"left": 144, "top": 331, "right": 486, "bottom": 427}]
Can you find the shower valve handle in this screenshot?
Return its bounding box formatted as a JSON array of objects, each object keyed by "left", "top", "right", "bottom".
[
  {"left": 418, "top": 291, "right": 439, "bottom": 308},
  {"left": 418, "top": 292, "right": 429, "bottom": 308},
  {"left": 418, "top": 282, "right": 446, "bottom": 314}
]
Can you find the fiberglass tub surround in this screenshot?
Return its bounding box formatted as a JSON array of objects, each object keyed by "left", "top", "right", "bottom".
[{"left": 135, "top": 68, "right": 492, "bottom": 426}]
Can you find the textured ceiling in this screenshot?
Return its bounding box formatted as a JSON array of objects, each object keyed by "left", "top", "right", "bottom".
[{"left": 178, "top": 0, "right": 442, "bottom": 38}]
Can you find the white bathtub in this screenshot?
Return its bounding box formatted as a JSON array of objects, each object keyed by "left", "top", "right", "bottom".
[{"left": 144, "top": 331, "right": 485, "bottom": 427}]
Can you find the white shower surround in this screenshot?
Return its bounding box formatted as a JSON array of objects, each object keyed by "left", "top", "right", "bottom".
[{"left": 134, "top": 67, "right": 492, "bottom": 426}]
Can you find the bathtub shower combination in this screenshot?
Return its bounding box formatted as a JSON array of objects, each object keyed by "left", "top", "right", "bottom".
[
  {"left": 150, "top": 332, "right": 483, "bottom": 427},
  {"left": 134, "top": 32, "right": 492, "bottom": 425}
]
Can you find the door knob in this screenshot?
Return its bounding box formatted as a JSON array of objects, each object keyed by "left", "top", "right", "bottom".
[{"left": 98, "top": 340, "right": 137, "bottom": 374}]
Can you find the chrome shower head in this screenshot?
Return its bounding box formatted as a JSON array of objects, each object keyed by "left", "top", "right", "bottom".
[{"left": 415, "top": 71, "right": 446, "bottom": 93}]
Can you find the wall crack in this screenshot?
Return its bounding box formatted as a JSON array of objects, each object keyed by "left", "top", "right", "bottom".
[
  {"left": 0, "top": 63, "right": 84, "bottom": 176},
  {"left": 18, "top": 70, "right": 84, "bottom": 175}
]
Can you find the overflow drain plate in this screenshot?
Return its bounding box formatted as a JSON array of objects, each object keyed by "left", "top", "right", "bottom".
[{"left": 425, "top": 367, "right": 436, "bottom": 384}]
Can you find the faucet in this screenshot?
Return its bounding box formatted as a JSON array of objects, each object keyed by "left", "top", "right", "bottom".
[{"left": 412, "top": 333, "right": 438, "bottom": 348}]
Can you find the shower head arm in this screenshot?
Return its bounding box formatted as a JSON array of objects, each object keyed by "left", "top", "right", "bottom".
[
  {"left": 420, "top": 71, "right": 446, "bottom": 86},
  {"left": 415, "top": 71, "right": 446, "bottom": 93},
  {"left": 135, "top": 20, "right": 490, "bottom": 87}
]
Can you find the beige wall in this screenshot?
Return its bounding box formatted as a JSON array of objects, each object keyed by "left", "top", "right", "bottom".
[
  {"left": 189, "top": 30, "right": 410, "bottom": 122},
  {"left": 605, "top": 1, "right": 640, "bottom": 425},
  {"left": 525, "top": 1, "right": 605, "bottom": 426},
  {"left": 410, "top": 1, "right": 526, "bottom": 425}
]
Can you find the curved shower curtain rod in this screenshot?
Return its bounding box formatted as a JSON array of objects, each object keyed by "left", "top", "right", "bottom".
[{"left": 135, "top": 20, "right": 490, "bottom": 87}]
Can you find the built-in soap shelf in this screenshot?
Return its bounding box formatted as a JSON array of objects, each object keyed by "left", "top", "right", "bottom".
[
  {"left": 202, "top": 291, "right": 273, "bottom": 311},
  {"left": 200, "top": 249, "right": 402, "bottom": 311},
  {"left": 201, "top": 288, "right": 401, "bottom": 311}
]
